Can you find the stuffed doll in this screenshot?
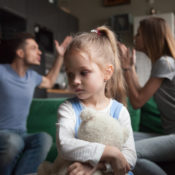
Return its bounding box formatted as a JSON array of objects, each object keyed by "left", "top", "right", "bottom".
[{"left": 38, "top": 108, "right": 130, "bottom": 175}]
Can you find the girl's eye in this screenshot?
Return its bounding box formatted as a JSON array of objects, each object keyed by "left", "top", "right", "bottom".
[
  {"left": 80, "top": 71, "right": 89, "bottom": 76},
  {"left": 67, "top": 72, "right": 74, "bottom": 79}
]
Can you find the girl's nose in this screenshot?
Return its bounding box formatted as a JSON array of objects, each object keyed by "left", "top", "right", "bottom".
[{"left": 73, "top": 76, "right": 81, "bottom": 85}]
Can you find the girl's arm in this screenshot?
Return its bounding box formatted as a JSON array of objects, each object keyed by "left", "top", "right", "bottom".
[
  {"left": 118, "top": 107, "right": 137, "bottom": 168},
  {"left": 67, "top": 162, "right": 106, "bottom": 175},
  {"left": 56, "top": 101, "right": 105, "bottom": 166},
  {"left": 57, "top": 101, "right": 134, "bottom": 174},
  {"left": 100, "top": 106, "right": 136, "bottom": 174}
]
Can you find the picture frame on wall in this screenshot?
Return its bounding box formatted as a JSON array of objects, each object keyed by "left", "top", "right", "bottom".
[
  {"left": 35, "top": 26, "right": 54, "bottom": 54},
  {"left": 109, "top": 14, "right": 131, "bottom": 33},
  {"left": 103, "top": 0, "right": 130, "bottom": 6}
]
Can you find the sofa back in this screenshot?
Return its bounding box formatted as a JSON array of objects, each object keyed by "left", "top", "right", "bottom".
[{"left": 27, "top": 98, "right": 66, "bottom": 161}]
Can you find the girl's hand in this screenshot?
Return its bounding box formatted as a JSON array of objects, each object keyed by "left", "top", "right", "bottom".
[
  {"left": 67, "top": 162, "right": 96, "bottom": 175},
  {"left": 110, "top": 150, "right": 130, "bottom": 175},
  {"left": 55, "top": 36, "right": 72, "bottom": 57},
  {"left": 117, "top": 42, "right": 136, "bottom": 69},
  {"left": 101, "top": 146, "right": 130, "bottom": 175}
]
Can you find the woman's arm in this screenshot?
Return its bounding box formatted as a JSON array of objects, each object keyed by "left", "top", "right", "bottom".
[
  {"left": 124, "top": 67, "right": 163, "bottom": 108},
  {"left": 118, "top": 43, "right": 163, "bottom": 109}
]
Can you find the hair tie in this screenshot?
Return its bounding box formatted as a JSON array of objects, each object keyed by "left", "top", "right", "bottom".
[{"left": 91, "top": 29, "right": 101, "bottom": 36}]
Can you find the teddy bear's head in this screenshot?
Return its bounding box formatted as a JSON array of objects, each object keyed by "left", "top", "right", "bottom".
[{"left": 77, "top": 108, "right": 129, "bottom": 150}]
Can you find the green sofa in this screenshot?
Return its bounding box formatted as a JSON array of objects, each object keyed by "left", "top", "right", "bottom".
[
  {"left": 128, "top": 97, "right": 163, "bottom": 134},
  {"left": 27, "top": 98, "right": 175, "bottom": 175},
  {"left": 27, "top": 97, "right": 162, "bottom": 162},
  {"left": 27, "top": 97, "right": 173, "bottom": 174},
  {"left": 27, "top": 98, "right": 66, "bottom": 162}
]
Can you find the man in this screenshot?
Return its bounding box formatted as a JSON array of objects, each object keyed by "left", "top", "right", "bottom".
[{"left": 0, "top": 33, "right": 72, "bottom": 175}]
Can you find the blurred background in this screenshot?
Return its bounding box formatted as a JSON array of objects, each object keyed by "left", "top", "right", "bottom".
[{"left": 0, "top": 0, "right": 174, "bottom": 97}]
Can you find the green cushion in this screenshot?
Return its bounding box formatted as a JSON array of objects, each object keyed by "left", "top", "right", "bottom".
[
  {"left": 27, "top": 98, "right": 66, "bottom": 161},
  {"left": 140, "top": 97, "right": 163, "bottom": 134},
  {"left": 127, "top": 99, "right": 141, "bottom": 131},
  {"left": 46, "top": 143, "right": 58, "bottom": 162}
]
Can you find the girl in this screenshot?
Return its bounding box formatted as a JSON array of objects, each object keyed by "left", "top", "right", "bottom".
[
  {"left": 57, "top": 26, "right": 136, "bottom": 175},
  {"left": 119, "top": 17, "right": 175, "bottom": 175}
]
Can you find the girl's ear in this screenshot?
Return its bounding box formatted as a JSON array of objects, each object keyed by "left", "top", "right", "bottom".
[
  {"left": 16, "top": 49, "right": 24, "bottom": 59},
  {"left": 104, "top": 64, "right": 114, "bottom": 81}
]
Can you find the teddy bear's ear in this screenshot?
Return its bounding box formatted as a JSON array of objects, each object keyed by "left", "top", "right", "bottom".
[{"left": 80, "top": 108, "right": 96, "bottom": 121}]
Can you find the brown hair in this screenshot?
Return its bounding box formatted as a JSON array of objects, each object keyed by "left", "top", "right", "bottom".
[
  {"left": 139, "top": 17, "right": 175, "bottom": 63},
  {"left": 0, "top": 32, "right": 35, "bottom": 63},
  {"left": 64, "top": 26, "right": 127, "bottom": 105}
]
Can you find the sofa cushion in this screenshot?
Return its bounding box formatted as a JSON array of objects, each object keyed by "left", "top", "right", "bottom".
[
  {"left": 140, "top": 97, "right": 163, "bottom": 134},
  {"left": 27, "top": 98, "right": 66, "bottom": 161},
  {"left": 127, "top": 99, "right": 141, "bottom": 132}
]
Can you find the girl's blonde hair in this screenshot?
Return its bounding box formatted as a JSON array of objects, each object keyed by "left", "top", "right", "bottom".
[
  {"left": 140, "top": 17, "right": 175, "bottom": 63},
  {"left": 64, "top": 25, "right": 127, "bottom": 105}
]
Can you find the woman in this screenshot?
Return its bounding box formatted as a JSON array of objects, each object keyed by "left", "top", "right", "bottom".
[{"left": 119, "top": 17, "right": 175, "bottom": 175}]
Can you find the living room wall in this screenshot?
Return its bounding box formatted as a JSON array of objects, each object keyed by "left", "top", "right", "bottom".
[{"left": 68, "top": 0, "right": 175, "bottom": 31}]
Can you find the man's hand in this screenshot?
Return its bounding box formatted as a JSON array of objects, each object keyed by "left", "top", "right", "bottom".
[{"left": 55, "top": 36, "right": 72, "bottom": 57}]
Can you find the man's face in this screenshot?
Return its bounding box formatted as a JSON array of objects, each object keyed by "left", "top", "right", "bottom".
[{"left": 22, "top": 39, "right": 42, "bottom": 66}]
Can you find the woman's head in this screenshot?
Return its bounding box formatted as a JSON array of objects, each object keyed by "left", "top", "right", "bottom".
[
  {"left": 64, "top": 26, "right": 127, "bottom": 105},
  {"left": 135, "top": 17, "right": 175, "bottom": 63}
]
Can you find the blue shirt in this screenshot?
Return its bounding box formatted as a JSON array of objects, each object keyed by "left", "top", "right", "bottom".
[{"left": 0, "top": 64, "right": 42, "bottom": 131}]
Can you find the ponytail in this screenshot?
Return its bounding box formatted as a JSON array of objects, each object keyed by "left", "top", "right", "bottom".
[{"left": 96, "top": 26, "right": 127, "bottom": 106}]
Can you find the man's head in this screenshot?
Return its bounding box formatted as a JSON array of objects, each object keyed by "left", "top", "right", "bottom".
[
  {"left": 0, "top": 32, "right": 42, "bottom": 65},
  {"left": 13, "top": 33, "right": 42, "bottom": 66}
]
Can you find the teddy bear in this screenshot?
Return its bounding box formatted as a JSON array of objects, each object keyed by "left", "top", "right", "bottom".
[{"left": 37, "top": 108, "right": 129, "bottom": 175}]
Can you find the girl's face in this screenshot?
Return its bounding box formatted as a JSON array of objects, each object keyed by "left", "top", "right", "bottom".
[
  {"left": 65, "top": 51, "right": 106, "bottom": 101},
  {"left": 134, "top": 27, "right": 145, "bottom": 52}
]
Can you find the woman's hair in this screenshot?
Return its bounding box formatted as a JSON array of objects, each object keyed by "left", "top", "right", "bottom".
[
  {"left": 64, "top": 26, "right": 127, "bottom": 105},
  {"left": 0, "top": 32, "right": 35, "bottom": 64},
  {"left": 139, "top": 17, "right": 175, "bottom": 63}
]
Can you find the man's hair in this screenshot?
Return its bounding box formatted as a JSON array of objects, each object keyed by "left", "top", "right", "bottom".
[{"left": 0, "top": 32, "right": 35, "bottom": 64}]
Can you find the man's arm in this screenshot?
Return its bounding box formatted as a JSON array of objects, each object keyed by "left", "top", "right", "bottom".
[{"left": 39, "top": 36, "right": 72, "bottom": 89}]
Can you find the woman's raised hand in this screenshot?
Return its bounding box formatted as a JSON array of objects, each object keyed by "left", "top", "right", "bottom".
[{"left": 117, "top": 42, "right": 136, "bottom": 70}]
